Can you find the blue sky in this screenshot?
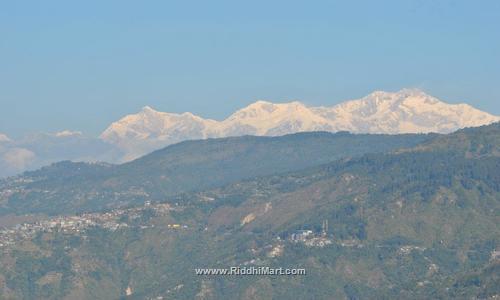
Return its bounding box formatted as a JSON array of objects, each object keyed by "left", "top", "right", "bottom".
[{"left": 1, "top": 0, "right": 499, "bottom": 137}]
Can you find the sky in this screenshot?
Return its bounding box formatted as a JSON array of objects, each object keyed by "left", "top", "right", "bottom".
[{"left": 1, "top": 0, "right": 499, "bottom": 137}]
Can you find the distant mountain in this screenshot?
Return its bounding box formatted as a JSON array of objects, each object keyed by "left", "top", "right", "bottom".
[
  {"left": 101, "top": 89, "right": 500, "bottom": 160},
  {"left": 312, "top": 89, "right": 499, "bottom": 133},
  {"left": 100, "top": 106, "right": 217, "bottom": 161},
  {"left": 0, "top": 131, "right": 121, "bottom": 178},
  {"left": 0, "top": 132, "right": 432, "bottom": 216}
]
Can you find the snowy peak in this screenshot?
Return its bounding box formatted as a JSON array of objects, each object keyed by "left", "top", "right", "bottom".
[
  {"left": 55, "top": 130, "right": 83, "bottom": 138},
  {"left": 99, "top": 89, "right": 500, "bottom": 160},
  {"left": 141, "top": 105, "right": 157, "bottom": 113},
  {"left": 221, "top": 100, "right": 331, "bottom": 136},
  {"left": 322, "top": 89, "right": 499, "bottom": 134},
  {"left": 227, "top": 100, "right": 305, "bottom": 120},
  {"left": 99, "top": 107, "right": 217, "bottom": 161},
  {"left": 333, "top": 89, "right": 438, "bottom": 114},
  {"left": 101, "top": 108, "right": 211, "bottom": 140}
]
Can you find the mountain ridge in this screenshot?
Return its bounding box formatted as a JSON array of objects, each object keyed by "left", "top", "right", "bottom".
[
  {"left": 100, "top": 89, "right": 500, "bottom": 160},
  {"left": 0, "top": 131, "right": 433, "bottom": 216}
]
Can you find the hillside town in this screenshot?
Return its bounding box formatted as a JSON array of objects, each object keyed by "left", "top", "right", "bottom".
[{"left": 0, "top": 201, "right": 185, "bottom": 248}]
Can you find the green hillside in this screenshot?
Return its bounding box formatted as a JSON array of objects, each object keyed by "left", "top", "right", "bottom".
[{"left": 0, "top": 132, "right": 431, "bottom": 216}]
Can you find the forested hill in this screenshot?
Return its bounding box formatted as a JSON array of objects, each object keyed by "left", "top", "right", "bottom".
[
  {"left": 409, "top": 122, "right": 500, "bottom": 157},
  {"left": 0, "top": 131, "right": 432, "bottom": 216}
]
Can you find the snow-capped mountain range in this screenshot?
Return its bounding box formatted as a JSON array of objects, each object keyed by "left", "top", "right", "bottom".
[
  {"left": 1, "top": 88, "right": 499, "bottom": 177},
  {"left": 100, "top": 89, "right": 500, "bottom": 160}
]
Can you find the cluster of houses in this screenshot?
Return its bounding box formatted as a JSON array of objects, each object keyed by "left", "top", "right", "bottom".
[
  {"left": 289, "top": 230, "right": 333, "bottom": 248},
  {"left": 288, "top": 220, "right": 332, "bottom": 248},
  {"left": 0, "top": 201, "right": 184, "bottom": 248},
  {"left": 166, "top": 224, "right": 189, "bottom": 229}
]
